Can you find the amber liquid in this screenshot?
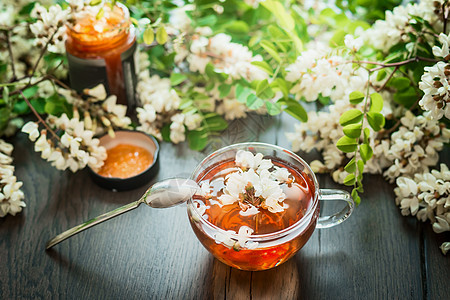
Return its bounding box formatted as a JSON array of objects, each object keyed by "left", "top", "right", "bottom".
[
  {"left": 189, "top": 157, "right": 319, "bottom": 271},
  {"left": 65, "top": 4, "right": 135, "bottom": 105}
]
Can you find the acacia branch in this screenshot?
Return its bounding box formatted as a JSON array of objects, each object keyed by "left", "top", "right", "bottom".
[
  {"left": 28, "top": 30, "right": 58, "bottom": 84},
  {"left": 350, "top": 56, "right": 439, "bottom": 72},
  {"left": 20, "top": 90, "right": 61, "bottom": 142},
  {"left": 5, "top": 31, "right": 16, "bottom": 80}
]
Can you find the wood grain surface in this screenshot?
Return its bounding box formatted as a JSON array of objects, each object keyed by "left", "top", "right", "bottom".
[{"left": 0, "top": 112, "right": 448, "bottom": 299}]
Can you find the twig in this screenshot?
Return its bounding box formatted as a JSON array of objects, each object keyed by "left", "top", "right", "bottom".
[
  {"left": 5, "top": 31, "right": 16, "bottom": 80},
  {"left": 376, "top": 66, "right": 399, "bottom": 92},
  {"left": 28, "top": 30, "right": 58, "bottom": 84},
  {"left": 20, "top": 90, "right": 61, "bottom": 142},
  {"left": 350, "top": 56, "right": 439, "bottom": 73},
  {"left": 8, "top": 77, "right": 48, "bottom": 97},
  {"left": 443, "top": 2, "right": 449, "bottom": 34},
  {"left": 44, "top": 74, "right": 71, "bottom": 90}
]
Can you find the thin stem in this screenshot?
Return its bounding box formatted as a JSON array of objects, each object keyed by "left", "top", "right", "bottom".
[
  {"left": 376, "top": 66, "right": 399, "bottom": 93},
  {"left": 5, "top": 31, "right": 16, "bottom": 80},
  {"left": 443, "top": 2, "right": 449, "bottom": 34},
  {"left": 44, "top": 74, "right": 71, "bottom": 90},
  {"left": 28, "top": 30, "right": 58, "bottom": 84},
  {"left": 349, "top": 56, "right": 439, "bottom": 73},
  {"left": 8, "top": 77, "right": 48, "bottom": 97},
  {"left": 20, "top": 91, "right": 61, "bottom": 142}
]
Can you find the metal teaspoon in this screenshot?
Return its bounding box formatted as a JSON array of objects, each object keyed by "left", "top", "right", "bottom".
[{"left": 45, "top": 178, "right": 199, "bottom": 250}]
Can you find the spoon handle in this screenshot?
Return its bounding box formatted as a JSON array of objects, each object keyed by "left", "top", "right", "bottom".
[{"left": 45, "top": 200, "right": 142, "bottom": 250}]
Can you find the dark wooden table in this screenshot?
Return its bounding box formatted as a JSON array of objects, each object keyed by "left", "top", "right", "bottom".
[{"left": 1, "top": 112, "right": 448, "bottom": 299}]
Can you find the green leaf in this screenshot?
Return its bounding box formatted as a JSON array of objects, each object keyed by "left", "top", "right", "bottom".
[
  {"left": 357, "top": 159, "right": 364, "bottom": 174},
  {"left": 13, "top": 100, "right": 29, "bottom": 114},
  {"left": 246, "top": 94, "right": 264, "bottom": 109},
  {"left": 329, "top": 29, "right": 346, "bottom": 47},
  {"left": 44, "top": 93, "right": 72, "bottom": 117},
  {"left": 349, "top": 91, "right": 365, "bottom": 105},
  {"left": 236, "top": 85, "right": 252, "bottom": 103},
  {"left": 22, "top": 85, "right": 39, "bottom": 99},
  {"left": 336, "top": 136, "right": 358, "bottom": 153},
  {"left": 2, "top": 86, "right": 9, "bottom": 103},
  {"left": 393, "top": 86, "right": 417, "bottom": 108},
  {"left": 179, "top": 99, "right": 193, "bottom": 110},
  {"left": 344, "top": 157, "right": 356, "bottom": 173},
  {"left": 187, "top": 129, "right": 209, "bottom": 151},
  {"left": 376, "top": 69, "right": 387, "bottom": 81},
  {"left": 389, "top": 77, "right": 410, "bottom": 91},
  {"left": 256, "top": 79, "right": 275, "bottom": 99},
  {"left": 261, "top": 0, "right": 294, "bottom": 31},
  {"left": 224, "top": 20, "right": 249, "bottom": 34},
  {"left": 367, "top": 112, "right": 385, "bottom": 131},
  {"left": 343, "top": 173, "right": 356, "bottom": 186},
  {"left": 19, "top": 2, "right": 36, "bottom": 15},
  {"left": 268, "top": 25, "right": 287, "bottom": 39},
  {"left": 260, "top": 40, "right": 281, "bottom": 63},
  {"left": 203, "top": 114, "right": 228, "bottom": 131},
  {"left": 273, "top": 78, "right": 290, "bottom": 98},
  {"left": 218, "top": 84, "right": 232, "bottom": 98},
  {"left": 369, "top": 93, "right": 383, "bottom": 113},
  {"left": 351, "top": 188, "right": 361, "bottom": 205},
  {"left": 318, "top": 94, "right": 331, "bottom": 105},
  {"left": 251, "top": 61, "right": 274, "bottom": 76},
  {"left": 363, "top": 127, "right": 370, "bottom": 144},
  {"left": 96, "top": 7, "right": 104, "bottom": 20},
  {"left": 360, "top": 143, "right": 373, "bottom": 163},
  {"left": 339, "top": 109, "right": 363, "bottom": 126},
  {"left": 156, "top": 26, "right": 168, "bottom": 44},
  {"left": 265, "top": 101, "right": 282, "bottom": 116},
  {"left": 90, "top": 0, "right": 102, "bottom": 5},
  {"left": 279, "top": 98, "right": 308, "bottom": 122},
  {"left": 170, "top": 73, "right": 187, "bottom": 86},
  {"left": 161, "top": 124, "right": 171, "bottom": 142},
  {"left": 0, "top": 107, "right": 11, "bottom": 130},
  {"left": 197, "top": 15, "right": 217, "bottom": 27},
  {"left": 143, "top": 27, "right": 154, "bottom": 45},
  {"left": 343, "top": 123, "right": 362, "bottom": 138}
]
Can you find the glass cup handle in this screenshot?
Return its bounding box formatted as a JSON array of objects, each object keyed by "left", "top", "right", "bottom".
[{"left": 316, "top": 189, "right": 355, "bottom": 229}]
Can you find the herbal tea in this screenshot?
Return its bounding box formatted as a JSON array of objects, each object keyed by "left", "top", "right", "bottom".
[{"left": 189, "top": 150, "right": 318, "bottom": 270}]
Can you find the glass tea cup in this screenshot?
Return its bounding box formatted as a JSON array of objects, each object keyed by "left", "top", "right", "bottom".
[{"left": 187, "top": 142, "right": 354, "bottom": 271}]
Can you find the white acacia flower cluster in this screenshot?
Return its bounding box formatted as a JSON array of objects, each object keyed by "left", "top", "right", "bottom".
[
  {"left": 136, "top": 71, "right": 201, "bottom": 143},
  {"left": 0, "top": 140, "right": 25, "bottom": 218},
  {"left": 394, "top": 164, "right": 449, "bottom": 252},
  {"left": 0, "top": 6, "right": 41, "bottom": 80},
  {"left": 285, "top": 49, "right": 368, "bottom": 102},
  {"left": 383, "top": 111, "right": 450, "bottom": 182},
  {"left": 22, "top": 115, "right": 107, "bottom": 173},
  {"left": 198, "top": 85, "right": 257, "bottom": 121},
  {"left": 214, "top": 150, "right": 292, "bottom": 213},
  {"left": 362, "top": 0, "right": 441, "bottom": 51},
  {"left": 187, "top": 32, "right": 268, "bottom": 82},
  {"left": 213, "top": 225, "right": 258, "bottom": 251},
  {"left": 419, "top": 60, "right": 450, "bottom": 120},
  {"left": 59, "top": 84, "right": 132, "bottom": 134},
  {"left": 30, "top": 3, "right": 69, "bottom": 53}
]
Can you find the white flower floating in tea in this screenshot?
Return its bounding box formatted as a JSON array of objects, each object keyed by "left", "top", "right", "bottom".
[
  {"left": 213, "top": 226, "right": 259, "bottom": 251},
  {"left": 218, "top": 150, "right": 294, "bottom": 213}
]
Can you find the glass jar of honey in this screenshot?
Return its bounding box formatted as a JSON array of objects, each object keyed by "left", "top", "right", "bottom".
[{"left": 66, "top": 2, "right": 137, "bottom": 110}]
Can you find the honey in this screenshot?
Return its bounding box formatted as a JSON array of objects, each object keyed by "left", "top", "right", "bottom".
[
  {"left": 97, "top": 144, "right": 153, "bottom": 178},
  {"left": 65, "top": 2, "right": 137, "bottom": 108}
]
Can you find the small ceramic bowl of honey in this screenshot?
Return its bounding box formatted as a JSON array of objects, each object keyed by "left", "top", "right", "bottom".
[{"left": 88, "top": 130, "right": 160, "bottom": 191}]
